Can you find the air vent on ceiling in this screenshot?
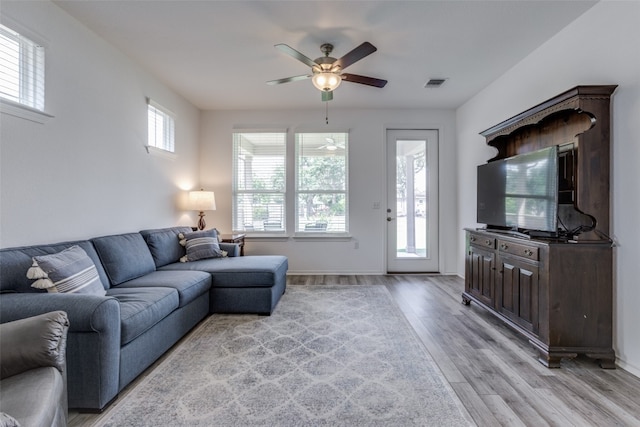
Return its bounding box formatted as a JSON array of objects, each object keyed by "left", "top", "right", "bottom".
[{"left": 424, "top": 78, "right": 447, "bottom": 88}]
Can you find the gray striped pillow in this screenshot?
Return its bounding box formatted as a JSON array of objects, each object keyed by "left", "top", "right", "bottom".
[
  {"left": 27, "top": 245, "right": 106, "bottom": 295},
  {"left": 178, "top": 230, "right": 225, "bottom": 262}
]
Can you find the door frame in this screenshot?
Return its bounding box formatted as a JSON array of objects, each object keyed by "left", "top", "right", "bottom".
[{"left": 385, "top": 128, "right": 441, "bottom": 273}]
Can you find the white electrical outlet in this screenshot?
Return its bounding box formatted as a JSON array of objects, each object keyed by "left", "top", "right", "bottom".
[{"left": 373, "top": 201, "right": 380, "bottom": 209}]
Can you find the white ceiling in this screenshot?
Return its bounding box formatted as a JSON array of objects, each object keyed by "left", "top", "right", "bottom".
[{"left": 54, "top": 0, "right": 597, "bottom": 111}]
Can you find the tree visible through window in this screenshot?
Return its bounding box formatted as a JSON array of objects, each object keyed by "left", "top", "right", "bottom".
[
  {"left": 296, "top": 132, "right": 348, "bottom": 233},
  {"left": 232, "top": 132, "right": 286, "bottom": 232}
]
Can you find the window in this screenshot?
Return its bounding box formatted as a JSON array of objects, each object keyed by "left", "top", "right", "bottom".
[
  {"left": 147, "top": 99, "right": 175, "bottom": 153},
  {"left": 0, "top": 23, "right": 45, "bottom": 111},
  {"left": 233, "top": 132, "right": 286, "bottom": 232},
  {"left": 295, "top": 132, "right": 348, "bottom": 233}
]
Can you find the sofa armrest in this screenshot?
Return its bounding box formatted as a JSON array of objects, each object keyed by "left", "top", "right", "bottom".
[
  {"left": 0, "top": 293, "right": 121, "bottom": 410},
  {"left": 220, "top": 243, "right": 240, "bottom": 257},
  {"left": 0, "top": 293, "right": 119, "bottom": 333},
  {"left": 0, "top": 310, "right": 69, "bottom": 379}
]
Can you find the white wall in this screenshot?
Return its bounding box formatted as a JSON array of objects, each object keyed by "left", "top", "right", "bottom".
[
  {"left": 0, "top": 1, "right": 201, "bottom": 247},
  {"left": 200, "top": 108, "right": 457, "bottom": 274},
  {"left": 456, "top": 1, "right": 640, "bottom": 376}
]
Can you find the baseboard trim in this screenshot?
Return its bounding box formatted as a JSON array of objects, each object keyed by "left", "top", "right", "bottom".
[
  {"left": 286, "top": 271, "right": 461, "bottom": 276},
  {"left": 287, "top": 270, "right": 385, "bottom": 275}
]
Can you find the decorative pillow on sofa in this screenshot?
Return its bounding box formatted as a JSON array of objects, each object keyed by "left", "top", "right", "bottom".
[
  {"left": 178, "top": 229, "right": 226, "bottom": 262},
  {"left": 26, "top": 245, "right": 106, "bottom": 295}
]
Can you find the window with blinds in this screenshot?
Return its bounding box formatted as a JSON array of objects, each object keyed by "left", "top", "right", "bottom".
[
  {"left": 233, "top": 132, "right": 286, "bottom": 232},
  {"left": 295, "top": 132, "right": 348, "bottom": 233},
  {"left": 0, "top": 23, "right": 45, "bottom": 111},
  {"left": 147, "top": 99, "right": 175, "bottom": 153}
]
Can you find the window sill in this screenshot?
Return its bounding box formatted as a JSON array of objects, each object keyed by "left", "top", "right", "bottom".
[
  {"left": 144, "top": 145, "right": 176, "bottom": 160},
  {"left": 245, "top": 234, "right": 289, "bottom": 242},
  {"left": 1, "top": 99, "right": 53, "bottom": 124},
  {"left": 293, "top": 233, "right": 352, "bottom": 241}
]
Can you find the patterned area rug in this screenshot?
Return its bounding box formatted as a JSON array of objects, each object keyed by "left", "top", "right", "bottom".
[{"left": 96, "top": 285, "right": 472, "bottom": 426}]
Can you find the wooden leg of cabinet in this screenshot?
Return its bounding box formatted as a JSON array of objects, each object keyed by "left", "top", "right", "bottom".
[
  {"left": 585, "top": 352, "right": 617, "bottom": 369},
  {"left": 531, "top": 341, "right": 578, "bottom": 368},
  {"left": 536, "top": 350, "right": 578, "bottom": 368}
]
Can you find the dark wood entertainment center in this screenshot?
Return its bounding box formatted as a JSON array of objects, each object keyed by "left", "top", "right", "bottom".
[{"left": 463, "top": 85, "right": 617, "bottom": 368}]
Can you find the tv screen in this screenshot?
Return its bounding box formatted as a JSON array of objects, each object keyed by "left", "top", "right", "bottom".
[{"left": 477, "top": 146, "right": 559, "bottom": 233}]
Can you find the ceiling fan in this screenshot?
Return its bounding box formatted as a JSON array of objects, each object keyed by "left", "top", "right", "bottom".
[
  {"left": 267, "top": 42, "right": 387, "bottom": 101},
  {"left": 318, "top": 137, "right": 345, "bottom": 151}
]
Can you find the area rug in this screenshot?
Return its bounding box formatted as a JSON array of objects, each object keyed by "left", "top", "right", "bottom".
[{"left": 96, "top": 285, "right": 472, "bottom": 426}]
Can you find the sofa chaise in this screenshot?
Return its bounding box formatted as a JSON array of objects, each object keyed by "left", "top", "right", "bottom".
[{"left": 0, "top": 226, "right": 288, "bottom": 412}]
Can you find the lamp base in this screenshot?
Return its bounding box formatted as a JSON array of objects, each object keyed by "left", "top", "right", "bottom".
[{"left": 197, "top": 212, "right": 206, "bottom": 230}]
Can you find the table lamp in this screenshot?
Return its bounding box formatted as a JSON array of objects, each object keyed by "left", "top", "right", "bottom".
[{"left": 189, "top": 189, "right": 216, "bottom": 230}]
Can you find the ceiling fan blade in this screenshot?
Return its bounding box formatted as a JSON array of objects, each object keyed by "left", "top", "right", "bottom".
[
  {"left": 341, "top": 73, "right": 388, "bottom": 88},
  {"left": 266, "top": 75, "right": 311, "bottom": 85},
  {"left": 333, "top": 42, "right": 377, "bottom": 70},
  {"left": 321, "top": 91, "right": 333, "bottom": 102},
  {"left": 275, "top": 44, "right": 317, "bottom": 68}
]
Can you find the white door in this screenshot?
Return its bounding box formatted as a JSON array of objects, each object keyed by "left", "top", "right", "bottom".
[{"left": 386, "top": 129, "right": 439, "bottom": 273}]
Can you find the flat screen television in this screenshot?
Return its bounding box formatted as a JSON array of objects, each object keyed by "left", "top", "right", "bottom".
[{"left": 477, "top": 145, "right": 559, "bottom": 233}]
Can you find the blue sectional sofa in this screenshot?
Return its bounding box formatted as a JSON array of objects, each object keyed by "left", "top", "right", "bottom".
[{"left": 0, "top": 226, "right": 288, "bottom": 411}]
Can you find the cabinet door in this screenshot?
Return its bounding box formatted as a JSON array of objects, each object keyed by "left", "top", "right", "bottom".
[
  {"left": 466, "top": 245, "right": 495, "bottom": 307},
  {"left": 498, "top": 256, "right": 539, "bottom": 333}
]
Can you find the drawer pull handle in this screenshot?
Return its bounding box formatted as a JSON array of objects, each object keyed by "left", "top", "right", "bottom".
[
  {"left": 470, "top": 236, "right": 476, "bottom": 242},
  {"left": 500, "top": 243, "right": 508, "bottom": 250},
  {"left": 485, "top": 240, "right": 492, "bottom": 246},
  {"left": 524, "top": 249, "right": 534, "bottom": 256}
]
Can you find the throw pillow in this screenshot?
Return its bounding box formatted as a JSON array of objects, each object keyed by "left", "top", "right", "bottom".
[
  {"left": 178, "top": 229, "right": 226, "bottom": 262},
  {"left": 26, "top": 245, "right": 106, "bottom": 295}
]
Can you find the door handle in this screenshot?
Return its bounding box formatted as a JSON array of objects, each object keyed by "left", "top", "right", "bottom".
[{"left": 387, "top": 217, "right": 395, "bottom": 222}]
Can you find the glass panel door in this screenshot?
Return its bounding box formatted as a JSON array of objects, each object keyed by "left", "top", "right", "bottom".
[{"left": 387, "top": 130, "right": 439, "bottom": 272}]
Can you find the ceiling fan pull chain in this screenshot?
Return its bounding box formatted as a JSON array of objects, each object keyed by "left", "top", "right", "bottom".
[{"left": 325, "top": 101, "right": 329, "bottom": 125}]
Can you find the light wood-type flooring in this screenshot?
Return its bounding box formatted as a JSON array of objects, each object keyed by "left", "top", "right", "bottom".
[{"left": 70, "top": 275, "right": 640, "bottom": 426}]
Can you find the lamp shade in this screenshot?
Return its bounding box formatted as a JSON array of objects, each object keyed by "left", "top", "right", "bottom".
[{"left": 189, "top": 190, "right": 216, "bottom": 211}]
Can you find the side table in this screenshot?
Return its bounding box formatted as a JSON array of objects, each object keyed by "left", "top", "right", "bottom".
[{"left": 220, "top": 233, "right": 246, "bottom": 256}]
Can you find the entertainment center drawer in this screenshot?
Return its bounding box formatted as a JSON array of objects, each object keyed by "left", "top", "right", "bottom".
[
  {"left": 498, "top": 240, "right": 539, "bottom": 261},
  {"left": 469, "top": 234, "right": 495, "bottom": 249}
]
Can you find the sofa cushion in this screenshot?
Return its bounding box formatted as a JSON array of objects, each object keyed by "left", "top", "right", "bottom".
[
  {"left": 115, "top": 270, "right": 211, "bottom": 308},
  {"left": 179, "top": 229, "right": 224, "bottom": 262},
  {"left": 27, "top": 246, "right": 106, "bottom": 296},
  {"left": 140, "top": 227, "right": 193, "bottom": 268},
  {"left": 92, "top": 233, "right": 156, "bottom": 286},
  {"left": 160, "top": 255, "right": 288, "bottom": 288},
  {"left": 106, "top": 287, "right": 179, "bottom": 345},
  {"left": 0, "top": 241, "right": 109, "bottom": 293}
]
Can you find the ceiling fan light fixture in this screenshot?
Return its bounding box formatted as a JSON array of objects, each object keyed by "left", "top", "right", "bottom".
[
  {"left": 312, "top": 71, "right": 342, "bottom": 92},
  {"left": 270, "top": 41, "right": 386, "bottom": 99}
]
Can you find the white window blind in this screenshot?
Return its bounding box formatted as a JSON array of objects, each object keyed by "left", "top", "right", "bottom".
[
  {"left": 233, "top": 132, "right": 286, "bottom": 232},
  {"left": 147, "top": 99, "right": 175, "bottom": 153},
  {"left": 0, "top": 23, "right": 45, "bottom": 111},
  {"left": 295, "top": 132, "right": 348, "bottom": 233}
]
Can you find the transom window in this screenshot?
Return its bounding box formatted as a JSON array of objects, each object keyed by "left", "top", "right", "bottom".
[
  {"left": 147, "top": 99, "right": 175, "bottom": 153},
  {"left": 0, "top": 23, "right": 45, "bottom": 111},
  {"left": 295, "top": 132, "right": 348, "bottom": 233},
  {"left": 232, "top": 132, "right": 286, "bottom": 232}
]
